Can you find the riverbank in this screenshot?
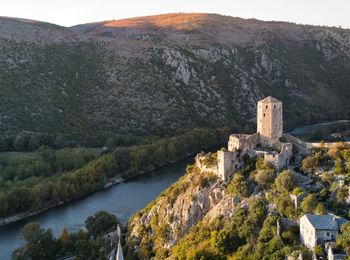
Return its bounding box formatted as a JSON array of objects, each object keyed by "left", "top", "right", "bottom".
[
  {"left": 0, "top": 148, "right": 216, "bottom": 228},
  {"left": 0, "top": 176, "right": 124, "bottom": 227},
  {"left": 289, "top": 119, "right": 350, "bottom": 141},
  {"left": 0, "top": 156, "right": 191, "bottom": 259}
]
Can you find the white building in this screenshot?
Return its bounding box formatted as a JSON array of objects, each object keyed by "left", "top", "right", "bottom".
[{"left": 300, "top": 214, "right": 345, "bottom": 249}]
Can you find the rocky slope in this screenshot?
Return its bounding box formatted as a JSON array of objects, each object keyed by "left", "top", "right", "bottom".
[
  {"left": 125, "top": 154, "right": 275, "bottom": 259},
  {"left": 1, "top": 14, "right": 350, "bottom": 135},
  {"left": 126, "top": 163, "right": 236, "bottom": 256}
]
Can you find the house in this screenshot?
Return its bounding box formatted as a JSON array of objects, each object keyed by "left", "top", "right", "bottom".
[
  {"left": 326, "top": 242, "right": 347, "bottom": 260},
  {"left": 331, "top": 133, "right": 343, "bottom": 139},
  {"left": 300, "top": 214, "right": 339, "bottom": 249}
]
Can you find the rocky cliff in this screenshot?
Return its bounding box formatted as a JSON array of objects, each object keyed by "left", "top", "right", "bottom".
[
  {"left": 1, "top": 13, "right": 350, "bottom": 135},
  {"left": 125, "top": 153, "right": 267, "bottom": 259}
]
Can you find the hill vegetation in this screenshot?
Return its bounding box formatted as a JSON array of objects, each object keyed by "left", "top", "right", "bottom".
[
  {"left": 0, "top": 13, "right": 350, "bottom": 138},
  {"left": 126, "top": 143, "right": 350, "bottom": 259}
]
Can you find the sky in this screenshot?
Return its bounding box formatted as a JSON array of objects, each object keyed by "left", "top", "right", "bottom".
[{"left": 0, "top": 0, "right": 349, "bottom": 28}]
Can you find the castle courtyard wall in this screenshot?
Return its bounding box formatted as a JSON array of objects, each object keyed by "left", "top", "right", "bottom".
[
  {"left": 228, "top": 133, "right": 260, "bottom": 152},
  {"left": 264, "top": 143, "right": 292, "bottom": 171},
  {"left": 217, "top": 150, "right": 242, "bottom": 181}
]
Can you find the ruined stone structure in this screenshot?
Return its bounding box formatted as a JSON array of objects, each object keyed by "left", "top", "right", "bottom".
[{"left": 215, "top": 96, "right": 293, "bottom": 180}]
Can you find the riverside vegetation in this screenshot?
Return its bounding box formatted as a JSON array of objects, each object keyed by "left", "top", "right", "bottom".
[
  {"left": 12, "top": 211, "right": 119, "bottom": 260},
  {"left": 0, "top": 127, "right": 232, "bottom": 220}
]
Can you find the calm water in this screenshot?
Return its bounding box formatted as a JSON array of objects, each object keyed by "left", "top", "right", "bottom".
[
  {"left": 0, "top": 157, "right": 192, "bottom": 259},
  {"left": 289, "top": 120, "right": 350, "bottom": 137}
]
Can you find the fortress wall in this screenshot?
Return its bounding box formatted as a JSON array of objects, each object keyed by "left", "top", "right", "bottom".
[
  {"left": 308, "top": 142, "right": 350, "bottom": 149},
  {"left": 228, "top": 133, "right": 260, "bottom": 152},
  {"left": 195, "top": 153, "right": 218, "bottom": 174},
  {"left": 264, "top": 143, "right": 292, "bottom": 171},
  {"left": 284, "top": 134, "right": 350, "bottom": 150},
  {"left": 217, "top": 150, "right": 241, "bottom": 181}
]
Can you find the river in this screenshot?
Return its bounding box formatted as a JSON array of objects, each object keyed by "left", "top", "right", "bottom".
[
  {"left": 289, "top": 119, "right": 350, "bottom": 140},
  {"left": 0, "top": 157, "right": 193, "bottom": 259}
]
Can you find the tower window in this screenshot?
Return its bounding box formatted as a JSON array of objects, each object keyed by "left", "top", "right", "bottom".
[
  {"left": 263, "top": 113, "right": 265, "bottom": 117},
  {"left": 266, "top": 105, "right": 268, "bottom": 108},
  {"left": 274, "top": 105, "right": 276, "bottom": 109}
]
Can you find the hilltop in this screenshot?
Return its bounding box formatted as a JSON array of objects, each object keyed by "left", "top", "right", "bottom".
[
  {"left": 125, "top": 141, "right": 350, "bottom": 259},
  {"left": 0, "top": 13, "right": 350, "bottom": 137}
]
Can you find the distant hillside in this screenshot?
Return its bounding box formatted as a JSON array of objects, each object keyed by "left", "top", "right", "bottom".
[{"left": 0, "top": 13, "right": 350, "bottom": 136}]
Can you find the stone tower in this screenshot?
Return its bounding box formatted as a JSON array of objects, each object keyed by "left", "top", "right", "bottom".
[{"left": 257, "top": 96, "right": 283, "bottom": 147}]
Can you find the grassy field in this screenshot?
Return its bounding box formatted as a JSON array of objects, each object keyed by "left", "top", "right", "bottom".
[
  {"left": 0, "top": 147, "right": 103, "bottom": 165},
  {"left": 0, "top": 151, "right": 39, "bottom": 164}
]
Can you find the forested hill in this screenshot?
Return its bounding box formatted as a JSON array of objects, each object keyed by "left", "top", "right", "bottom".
[{"left": 1, "top": 13, "right": 350, "bottom": 136}]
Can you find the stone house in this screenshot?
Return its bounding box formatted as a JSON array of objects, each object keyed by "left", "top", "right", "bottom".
[{"left": 300, "top": 214, "right": 348, "bottom": 249}]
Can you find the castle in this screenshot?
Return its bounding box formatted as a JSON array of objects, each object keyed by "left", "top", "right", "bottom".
[{"left": 216, "top": 96, "right": 293, "bottom": 180}]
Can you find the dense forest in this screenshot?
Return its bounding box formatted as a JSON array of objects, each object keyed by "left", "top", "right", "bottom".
[{"left": 0, "top": 131, "right": 160, "bottom": 152}]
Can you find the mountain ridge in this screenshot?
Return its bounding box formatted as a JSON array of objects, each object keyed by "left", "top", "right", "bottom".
[{"left": 0, "top": 13, "right": 349, "bottom": 136}]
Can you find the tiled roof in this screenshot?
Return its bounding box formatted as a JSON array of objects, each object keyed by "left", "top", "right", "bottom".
[
  {"left": 258, "top": 96, "right": 281, "bottom": 103},
  {"left": 305, "top": 214, "right": 339, "bottom": 230}
]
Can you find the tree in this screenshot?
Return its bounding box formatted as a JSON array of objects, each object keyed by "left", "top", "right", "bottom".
[
  {"left": 227, "top": 172, "right": 250, "bottom": 198},
  {"left": 105, "top": 137, "right": 116, "bottom": 150},
  {"left": 275, "top": 193, "right": 296, "bottom": 218},
  {"left": 275, "top": 170, "right": 296, "bottom": 193},
  {"left": 312, "top": 245, "right": 323, "bottom": 256},
  {"left": 13, "top": 134, "right": 28, "bottom": 151},
  {"left": 335, "top": 186, "right": 348, "bottom": 204},
  {"left": 301, "top": 194, "right": 319, "bottom": 213},
  {"left": 27, "top": 134, "right": 41, "bottom": 150},
  {"left": 12, "top": 222, "right": 56, "bottom": 260},
  {"left": 85, "top": 211, "right": 118, "bottom": 238},
  {"left": 0, "top": 192, "right": 8, "bottom": 217},
  {"left": 254, "top": 168, "right": 275, "bottom": 189},
  {"left": 335, "top": 223, "right": 350, "bottom": 255},
  {"left": 314, "top": 203, "right": 326, "bottom": 215},
  {"left": 292, "top": 187, "right": 304, "bottom": 196},
  {"left": 334, "top": 158, "right": 345, "bottom": 175},
  {"left": 58, "top": 228, "right": 74, "bottom": 256},
  {"left": 210, "top": 230, "right": 242, "bottom": 255}
]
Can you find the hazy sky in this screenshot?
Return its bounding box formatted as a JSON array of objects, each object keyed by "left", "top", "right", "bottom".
[{"left": 1, "top": 0, "right": 349, "bottom": 28}]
